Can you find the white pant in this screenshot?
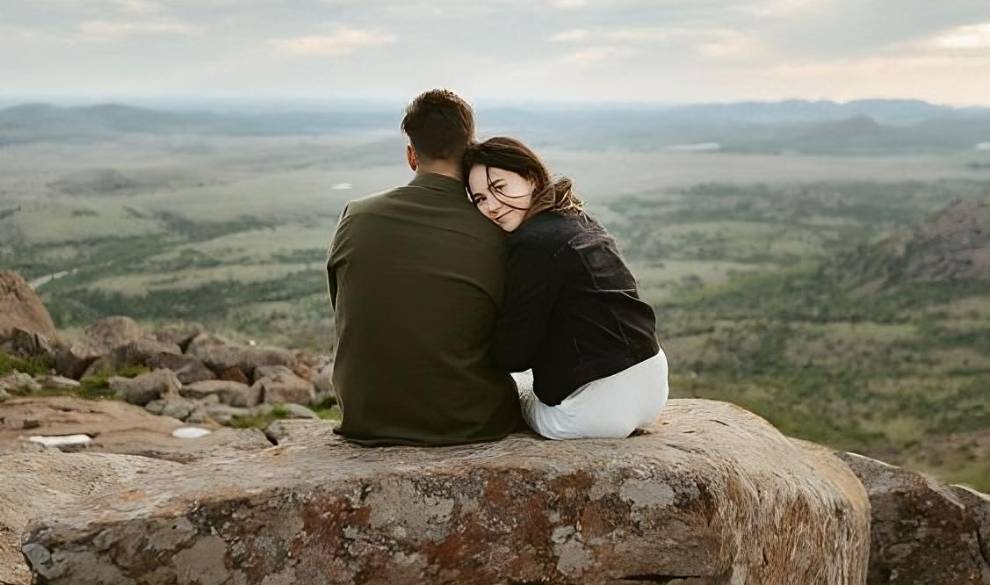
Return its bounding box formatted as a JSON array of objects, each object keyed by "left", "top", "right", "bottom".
[{"left": 512, "top": 349, "right": 669, "bottom": 440}]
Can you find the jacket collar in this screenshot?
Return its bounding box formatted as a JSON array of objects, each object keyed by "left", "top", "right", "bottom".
[{"left": 408, "top": 172, "right": 464, "bottom": 192}]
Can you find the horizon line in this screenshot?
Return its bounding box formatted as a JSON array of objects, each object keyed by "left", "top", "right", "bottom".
[{"left": 2, "top": 94, "right": 990, "bottom": 111}]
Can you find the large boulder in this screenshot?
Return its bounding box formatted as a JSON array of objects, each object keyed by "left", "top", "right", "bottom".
[
  {"left": 144, "top": 351, "right": 215, "bottom": 384},
  {"left": 1, "top": 451, "right": 180, "bottom": 585},
  {"left": 110, "top": 337, "right": 182, "bottom": 365},
  {"left": 0, "top": 271, "right": 57, "bottom": 342},
  {"left": 255, "top": 364, "right": 316, "bottom": 405},
  {"left": 186, "top": 333, "right": 296, "bottom": 379},
  {"left": 54, "top": 316, "right": 150, "bottom": 379},
  {"left": 838, "top": 452, "right": 990, "bottom": 585},
  {"left": 951, "top": 485, "right": 990, "bottom": 567},
  {"left": 154, "top": 323, "right": 206, "bottom": 352},
  {"left": 21, "top": 400, "right": 870, "bottom": 585},
  {"left": 108, "top": 368, "right": 182, "bottom": 406},
  {"left": 181, "top": 379, "right": 261, "bottom": 407},
  {"left": 6, "top": 326, "right": 55, "bottom": 360}
]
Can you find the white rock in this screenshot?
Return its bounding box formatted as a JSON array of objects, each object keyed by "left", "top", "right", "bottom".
[
  {"left": 171, "top": 427, "right": 212, "bottom": 439},
  {"left": 28, "top": 434, "right": 92, "bottom": 447}
]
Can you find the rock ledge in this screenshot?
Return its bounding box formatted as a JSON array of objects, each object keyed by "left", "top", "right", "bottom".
[{"left": 22, "top": 400, "right": 870, "bottom": 585}]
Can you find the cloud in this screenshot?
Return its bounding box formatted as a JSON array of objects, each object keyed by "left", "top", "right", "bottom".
[
  {"left": 551, "top": 29, "right": 589, "bottom": 42},
  {"left": 565, "top": 45, "right": 637, "bottom": 63},
  {"left": 77, "top": 19, "right": 198, "bottom": 39},
  {"left": 552, "top": 26, "right": 678, "bottom": 43},
  {"left": 699, "top": 30, "right": 765, "bottom": 59},
  {"left": 270, "top": 26, "right": 398, "bottom": 56},
  {"left": 929, "top": 22, "right": 990, "bottom": 49},
  {"left": 107, "top": 0, "right": 163, "bottom": 14},
  {"left": 548, "top": 0, "right": 588, "bottom": 8},
  {"left": 551, "top": 25, "right": 763, "bottom": 61}
]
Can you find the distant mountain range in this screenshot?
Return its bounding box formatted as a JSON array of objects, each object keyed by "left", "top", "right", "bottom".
[{"left": 3, "top": 99, "right": 990, "bottom": 154}]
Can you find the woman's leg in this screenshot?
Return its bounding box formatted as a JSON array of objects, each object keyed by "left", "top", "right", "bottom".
[
  {"left": 560, "top": 350, "right": 668, "bottom": 438},
  {"left": 513, "top": 350, "right": 670, "bottom": 440}
]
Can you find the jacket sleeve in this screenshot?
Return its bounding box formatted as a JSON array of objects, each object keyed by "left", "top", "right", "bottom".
[
  {"left": 492, "top": 239, "right": 563, "bottom": 372},
  {"left": 326, "top": 204, "right": 350, "bottom": 310}
]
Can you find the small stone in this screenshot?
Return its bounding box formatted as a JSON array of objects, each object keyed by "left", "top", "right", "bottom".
[
  {"left": 0, "top": 371, "right": 41, "bottom": 395},
  {"left": 35, "top": 375, "right": 80, "bottom": 392}
]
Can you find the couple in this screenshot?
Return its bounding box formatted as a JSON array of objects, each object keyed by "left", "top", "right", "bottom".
[{"left": 326, "top": 89, "right": 669, "bottom": 446}]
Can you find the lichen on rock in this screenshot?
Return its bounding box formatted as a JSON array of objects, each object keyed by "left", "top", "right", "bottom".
[{"left": 21, "top": 399, "right": 872, "bottom": 585}]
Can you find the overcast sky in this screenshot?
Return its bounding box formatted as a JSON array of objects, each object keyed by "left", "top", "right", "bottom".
[{"left": 3, "top": 0, "right": 990, "bottom": 106}]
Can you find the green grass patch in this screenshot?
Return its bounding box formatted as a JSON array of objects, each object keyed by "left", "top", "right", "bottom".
[
  {"left": 77, "top": 364, "right": 150, "bottom": 400},
  {"left": 0, "top": 351, "right": 52, "bottom": 377}
]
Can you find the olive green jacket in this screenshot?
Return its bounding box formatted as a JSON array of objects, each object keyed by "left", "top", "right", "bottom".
[{"left": 326, "top": 172, "right": 521, "bottom": 445}]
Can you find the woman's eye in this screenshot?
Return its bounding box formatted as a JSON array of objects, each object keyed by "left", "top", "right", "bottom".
[{"left": 472, "top": 195, "right": 486, "bottom": 205}]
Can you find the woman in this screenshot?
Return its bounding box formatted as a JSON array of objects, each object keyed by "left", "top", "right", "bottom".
[{"left": 462, "top": 136, "right": 668, "bottom": 440}]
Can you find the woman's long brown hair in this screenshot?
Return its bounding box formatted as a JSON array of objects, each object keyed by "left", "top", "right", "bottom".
[{"left": 462, "top": 137, "right": 583, "bottom": 221}]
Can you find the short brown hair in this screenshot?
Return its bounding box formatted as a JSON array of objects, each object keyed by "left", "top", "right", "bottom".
[
  {"left": 401, "top": 89, "right": 475, "bottom": 162},
  {"left": 462, "top": 136, "right": 583, "bottom": 220}
]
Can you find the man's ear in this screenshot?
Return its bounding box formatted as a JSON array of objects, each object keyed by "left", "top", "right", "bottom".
[{"left": 406, "top": 145, "right": 418, "bottom": 171}]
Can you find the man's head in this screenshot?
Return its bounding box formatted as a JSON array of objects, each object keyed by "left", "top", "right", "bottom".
[{"left": 401, "top": 89, "right": 474, "bottom": 175}]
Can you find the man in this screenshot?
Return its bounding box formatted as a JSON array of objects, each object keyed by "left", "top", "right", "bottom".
[{"left": 326, "top": 89, "right": 521, "bottom": 445}]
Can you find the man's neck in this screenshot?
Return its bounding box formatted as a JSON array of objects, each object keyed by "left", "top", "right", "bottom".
[{"left": 416, "top": 162, "right": 461, "bottom": 182}]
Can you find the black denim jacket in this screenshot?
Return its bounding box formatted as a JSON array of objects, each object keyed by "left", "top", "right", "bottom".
[{"left": 493, "top": 210, "right": 660, "bottom": 406}]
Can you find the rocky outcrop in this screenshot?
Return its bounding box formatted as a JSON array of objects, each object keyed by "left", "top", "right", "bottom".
[
  {"left": 0, "top": 396, "right": 271, "bottom": 463},
  {"left": 186, "top": 333, "right": 296, "bottom": 380},
  {"left": 0, "top": 271, "right": 57, "bottom": 342},
  {"left": 828, "top": 196, "right": 990, "bottom": 291},
  {"left": 22, "top": 400, "right": 870, "bottom": 585},
  {"left": 838, "top": 452, "right": 990, "bottom": 585},
  {"left": 1, "top": 451, "right": 180, "bottom": 585},
  {"left": 54, "top": 316, "right": 151, "bottom": 378}
]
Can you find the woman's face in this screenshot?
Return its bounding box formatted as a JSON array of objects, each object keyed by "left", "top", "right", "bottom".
[{"left": 467, "top": 164, "right": 534, "bottom": 232}]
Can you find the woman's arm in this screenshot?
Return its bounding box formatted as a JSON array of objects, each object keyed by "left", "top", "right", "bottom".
[{"left": 492, "top": 240, "right": 563, "bottom": 372}]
